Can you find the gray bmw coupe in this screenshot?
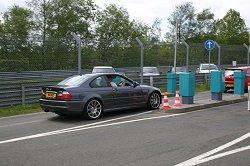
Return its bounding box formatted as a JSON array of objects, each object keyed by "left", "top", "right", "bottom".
[{"left": 39, "top": 73, "right": 161, "bottom": 119}]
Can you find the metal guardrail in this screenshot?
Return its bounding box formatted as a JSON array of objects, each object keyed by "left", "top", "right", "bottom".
[{"left": 0, "top": 74, "right": 206, "bottom": 107}]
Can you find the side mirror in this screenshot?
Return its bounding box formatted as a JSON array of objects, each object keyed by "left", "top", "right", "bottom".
[{"left": 133, "top": 81, "right": 140, "bottom": 87}]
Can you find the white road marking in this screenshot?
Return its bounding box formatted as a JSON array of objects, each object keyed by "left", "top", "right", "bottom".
[
  {"left": 0, "top": 113, "right": 182, "bottom": 144},
  {"left": 194, "top": 145, "right": 250, "bottom": 165},
  {"left": 0, "top": 111, "right": 151, "bottom": 128},
  {"left": 174, "top": 132, "right": 250, "bottom": 166}
]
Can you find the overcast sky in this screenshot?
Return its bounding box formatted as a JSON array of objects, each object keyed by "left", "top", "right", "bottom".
[{"left": 1, "top": 0, "right": 249, "bottom": 36}]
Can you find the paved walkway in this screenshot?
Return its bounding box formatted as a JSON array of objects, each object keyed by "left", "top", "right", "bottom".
[{"left": 156, "top": 91, "right": 248, "bottom": 113}]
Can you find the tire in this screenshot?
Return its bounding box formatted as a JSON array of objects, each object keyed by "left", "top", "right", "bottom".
[
  {"left": 83, "top": 99, "right": 103, "bottom": 120},
  {"left": 147, "top": 92, "right": 161, "bottom": 110}
]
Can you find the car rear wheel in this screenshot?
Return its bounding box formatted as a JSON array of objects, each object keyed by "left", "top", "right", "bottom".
[
  {"left": 83, "top": 99, "right": 103, "bottom": 120},
  {"left": 147, "top": 92, "right": 161, "bottom": 110}
]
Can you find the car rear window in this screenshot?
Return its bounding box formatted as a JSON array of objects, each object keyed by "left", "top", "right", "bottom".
[
  {"left": 57, "top": 75, "right": 91, "bottom": 86},
  {"left": 225, "top": 69, "right": 242, "bottom": 76},
  {"left": 143, "top": 67, "right": 159, "bottom": 73},
  {"left": 200, "top": 64, "right": 218, "bottom": 70},
  {"left": 92, "top": 68, "right": 116, "bottom": 73}
]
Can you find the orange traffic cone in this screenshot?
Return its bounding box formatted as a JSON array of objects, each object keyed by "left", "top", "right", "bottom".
[
  {"left": 172, "top": 91, "right": 182, "bottom": 107},
  {"left": 161, "top": 92, "right": 171, "bottom": 110}
]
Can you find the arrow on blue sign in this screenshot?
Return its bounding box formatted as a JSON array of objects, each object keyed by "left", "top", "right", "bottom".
[{"left": 205, "top": 40, "right": 215, "bottom": 50}]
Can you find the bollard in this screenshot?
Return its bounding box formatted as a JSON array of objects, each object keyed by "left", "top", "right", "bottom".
[
  {"left": 167, "top": 73, "right": 176, "bottom": 94},
  {"left": 248, "top": 83, "right": 250, "bottom": 111}
]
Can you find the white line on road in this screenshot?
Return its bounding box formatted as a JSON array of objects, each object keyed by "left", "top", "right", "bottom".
[
  {"left": 0, "top": 113, "right": 182, "bottom": 144},
  {"left": 194, "top": 145, "right": 250, "bottom": 165},
  {"left": 0, "top": 111, "right": 152, "bottom": 128},
  {"left": 174, "top": 132, "right": 250, "bottom": 166}
]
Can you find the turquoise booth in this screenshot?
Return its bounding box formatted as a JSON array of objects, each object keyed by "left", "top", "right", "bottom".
[
  {"left": 179, "top": 73, "right": 195, "bottom": 104},
  {"left": 210, "top": 71, "right": 224, "bottom": 100},
  {"left": 234, "top": 71, "right": 245, "bottom": 95},
  {"left": 167, "top": 73, "right": 176, "bottom": 94}
]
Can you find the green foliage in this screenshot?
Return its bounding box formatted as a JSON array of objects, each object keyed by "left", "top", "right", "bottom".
[
  {"left": 0, "top": 59, "right": 29, "bottom": 72},
  {"left": 213, "top": 9, "right": 249, "bottom": 44},
  {"left": 168, "top": 2, "right": 196, "bottom": 42},
  {"left": 0, "top": 1, "right": 249, "bottom": 72}
]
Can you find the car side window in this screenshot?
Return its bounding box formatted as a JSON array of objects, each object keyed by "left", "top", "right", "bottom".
[
  {"left": 112, "top": 76, "right": 133, "bottom": 87},
  {"left": 247, "top": 69, "right": 250, "bottom": 76},
  {"left": 90, "top": 76, "right": 109, "bottom": 88}
]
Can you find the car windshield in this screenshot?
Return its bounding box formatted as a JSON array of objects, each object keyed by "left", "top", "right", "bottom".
[
  {"left": 200, "top": 64, "right": 218, "bottom": 70},
  {"left": 92, "top": 68, "right": 116, "bottom": 73},
  {"left": 172, "top": 67, "right": 186, "bottom": 72},
  {"left": 225, "top": 69, "right": 242, "bottom": 76},
  {"left": 143, "top": 67, "right": 159, "bottom": 73},
  {"left": 57, "top": 75, "right": 91, "bottom": 86}
]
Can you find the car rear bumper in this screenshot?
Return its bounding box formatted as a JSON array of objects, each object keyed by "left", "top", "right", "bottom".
[{"left": 39, "top": 99, "right": 85, "bottom": 115}]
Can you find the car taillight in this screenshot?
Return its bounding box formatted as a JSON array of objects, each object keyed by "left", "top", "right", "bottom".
[
  {"left": 57, "top": 91, "right": 73, "bottom": 99},
  {"left": 41, "top": 90, "right": 45, "bottom": 98}
]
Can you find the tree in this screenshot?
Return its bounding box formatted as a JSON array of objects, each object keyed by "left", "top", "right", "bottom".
[
  {"left": 188, "top": 8, "right": 215, "bottom": 42},
  {"left": 2, "top": 5, "right": 34, "bottom": 38},
  {"left": 29, "top": 0, "right": 97, "bottom": 40},
  {"left": 95, "top": 4, "right": 151, "bottom": 66},
  {"left": 213, "top": 9, "right": 249, "bottom": 44},
  {"left": 168, "top": 2, "right": 196, "bottom": 42}
]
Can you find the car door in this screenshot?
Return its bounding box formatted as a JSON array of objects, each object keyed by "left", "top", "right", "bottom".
[
  {"left": 245, "top": 68, "right": 250, "bottom": 89},
  {"left": 111, "top": 75, "right": 143, "bottom": 108},
  {"left": 90, "top": 76, "right": 115, "bottom": 110}
]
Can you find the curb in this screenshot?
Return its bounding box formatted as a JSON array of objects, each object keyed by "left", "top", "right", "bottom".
[{"left": 154, "top": 96, "right": 247, "bottom": 114}]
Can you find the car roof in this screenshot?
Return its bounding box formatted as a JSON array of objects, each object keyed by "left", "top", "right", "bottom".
[
  {"left": 225, "top": 66, "right": 250, "bottom": 70},
  {"left": 143, "top": 66, "right": 157, "bottom": 68},
  {"left": 200, "top": 63, "right": 216, "bottom": 65},
  {"left": 79, "top": 73, "right": 124, "bottom": 77},
  {"left": 93, "top": 66, "right": 113, "bottom": 69}
]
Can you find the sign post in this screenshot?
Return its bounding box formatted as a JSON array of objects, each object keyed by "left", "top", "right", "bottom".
[{"left": 205, "top": 40, "right": 215, "bottom": 86}]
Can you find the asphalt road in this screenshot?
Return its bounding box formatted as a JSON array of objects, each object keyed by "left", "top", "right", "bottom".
[{"left": 1, "top": 101, "right": 250, "bottom": 166}]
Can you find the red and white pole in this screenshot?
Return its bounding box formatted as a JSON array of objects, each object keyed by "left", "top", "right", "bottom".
[{"left": 248, "top": 83, "right": 250, "bottom": 111}]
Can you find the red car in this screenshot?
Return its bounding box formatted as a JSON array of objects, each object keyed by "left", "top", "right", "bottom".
[{"left": 224, "top": 66, "right": 250, "bottom": 92}]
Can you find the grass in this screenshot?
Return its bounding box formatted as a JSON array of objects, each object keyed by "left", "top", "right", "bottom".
[
  {"left": 0, "top": 83, "right": 210, "bottom": 118},
  {"left": 0, "top": 104, "right": 41, "bottom": 117},
  {"left": 160, "top": 83, "right": 210, "bottom": 93}
]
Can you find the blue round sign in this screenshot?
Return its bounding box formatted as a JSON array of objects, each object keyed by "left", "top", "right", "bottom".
[{"left": 205, "top": 40, "right": 215, "bottom": 50}]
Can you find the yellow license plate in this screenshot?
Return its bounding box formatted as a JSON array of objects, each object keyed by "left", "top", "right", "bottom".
[
  {"left": 226, "top": 84, "right": 234, "bottom": 87},
  {"left": 45, "top": 92, "right": 56, "bottom": 99}
]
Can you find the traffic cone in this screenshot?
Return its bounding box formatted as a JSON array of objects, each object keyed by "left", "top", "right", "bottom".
[
  {"left": 172, "top": 91, "right": 182, "bottom": 107},
  {"left": 161, "top": 92, "right": 171, "bottom": 110}
]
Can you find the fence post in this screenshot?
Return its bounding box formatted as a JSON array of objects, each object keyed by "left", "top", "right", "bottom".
[
  {"left": 243, "top": 43, "right": 250, "bottom": 66},
  {"left": 21, "top": 84, "right": 25, "bottom": 106},
  {"left": 135, "top": 37, "right": 144, "bottom": 84},
  {"left": 181, "top": 39, "right": 190, "bottom": 72},
  {"left": 150, "top": 76, "right": 153, "bottom": 86},
  {"left": 215, "top": 42, "right": 221, "bottom": 70}
]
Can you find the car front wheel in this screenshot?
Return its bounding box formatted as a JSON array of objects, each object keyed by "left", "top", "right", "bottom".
[
  {"left": 147, "top": 92, "right": 161, "bottom": 110},
  {"left": 83, "top": 99, "right": 103, "bottom": 120}
]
